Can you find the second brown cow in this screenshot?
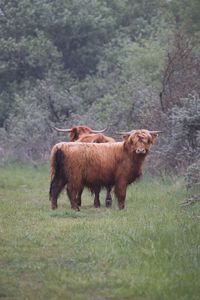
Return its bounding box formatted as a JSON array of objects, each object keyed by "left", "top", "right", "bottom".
[{"left": 54, "top": 125, "right": 108, "bottom": 141}]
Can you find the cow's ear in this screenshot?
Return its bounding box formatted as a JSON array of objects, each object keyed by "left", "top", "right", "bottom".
[
  {"left": 123, "top": 134, "right": 131, "bottom": 150},
  {"left": 150, "top": 133, "right": 158, "bottom": 144},
  {"left": 123, "top": 134, "right": 130, "bottom": 142},
  {"left": 70, "top": 127, "right": 78, "bottom": 141}
]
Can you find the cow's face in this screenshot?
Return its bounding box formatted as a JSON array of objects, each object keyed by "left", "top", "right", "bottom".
[
  {"left": 123, "top": 130, "right": 158, "bottom": 155},
  {"left": 69, "top": 126, "right": 92, "bottom": 141}
]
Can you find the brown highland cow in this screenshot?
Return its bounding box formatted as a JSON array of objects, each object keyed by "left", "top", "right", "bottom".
[
  {"left": 54, "top": 125, "right": 115, "bottom": 207},
  {"left": 49, "top": 129, "right": 159, "bottom": 210}
]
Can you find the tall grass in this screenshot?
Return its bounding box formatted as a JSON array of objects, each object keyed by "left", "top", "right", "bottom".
[{"left": 0, "top": 164, "right": 200, "bottom": 300}]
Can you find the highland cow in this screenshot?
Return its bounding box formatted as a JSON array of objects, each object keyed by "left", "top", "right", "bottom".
[
  {"left": 49, "top": 129, "right": 159, "bottom": 210},
  {"left": 54, "top": 125, "right": 115, "bottom": 207}
]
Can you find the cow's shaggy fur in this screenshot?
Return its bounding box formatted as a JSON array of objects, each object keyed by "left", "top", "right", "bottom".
[
  {"left": 77, "top": 133, "right": 115, "bottom": 143},
  {"left": 49, "top": 130, "right": 158, "bottom": 210}
]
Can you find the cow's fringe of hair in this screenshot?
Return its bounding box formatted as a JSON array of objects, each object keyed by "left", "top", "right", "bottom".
[
  {"left": 49, "top": 149, "right": 65, "bottom": 201},
  {"left": 54, "top": 149, "right": 64, "bottom": 177}
]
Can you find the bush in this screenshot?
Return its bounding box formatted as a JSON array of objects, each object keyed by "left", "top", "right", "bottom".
[{"left": 185, "top": 160, "right": 200, "bottom": 189}]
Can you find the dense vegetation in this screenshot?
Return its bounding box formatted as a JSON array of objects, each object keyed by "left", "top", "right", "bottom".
[
  {"left": 1, "top": 3, "right": 200, "bottom": 298},
  {"left": 1, "top": 164, "right": 200, "bottom": 300},
  {"left": 0, "top": 0, "right": 200, "bottom": 180}
]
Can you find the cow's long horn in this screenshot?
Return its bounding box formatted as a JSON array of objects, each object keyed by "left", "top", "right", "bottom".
[
  {"left": 53, "top": 127, "right": 72, "bottom": 132},
  {"left": 116, "top": 130, "right": 135, "bottom": 135},
  {"left": 149, "top": 131, "right": 163, "bottom": 134},
  {"left": 90, "top": 127, "right": 108, "bottom": 133},
  {"left": 116, "top": 130, "right": 163, "bottom": 135}
]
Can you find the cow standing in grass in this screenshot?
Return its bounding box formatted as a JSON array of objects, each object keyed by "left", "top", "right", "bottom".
[
  {"left": 49, "top": 129, "right": 159, "bottom": 211},
  {"left": 53, "top": 125, "right": 115, "bottom": 207}
]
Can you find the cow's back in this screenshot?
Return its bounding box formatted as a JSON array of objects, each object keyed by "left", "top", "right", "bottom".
[{"left": 51, "top": 142, "right": 123, "bottom": 186}]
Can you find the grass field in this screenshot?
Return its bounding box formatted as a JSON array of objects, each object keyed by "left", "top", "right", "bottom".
[{"left": 0, "top": 164, "right": 200, "bottom": 300}]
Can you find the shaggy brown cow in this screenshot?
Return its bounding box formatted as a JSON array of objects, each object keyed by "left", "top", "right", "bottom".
[
  {"left": 54, "top": 125, "right": 107, "bottom": 142},
  {"left": 49, "top": 129, "right": 159, "bottom": 211},
  {"left": 54, "top": 125, "right": 115, "bottom": 207}
]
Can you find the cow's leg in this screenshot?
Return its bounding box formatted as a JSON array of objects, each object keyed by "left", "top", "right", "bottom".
[
  {"left": 93, "top": 187, "right": 101, "bottom": 208},
  {"left": 67, "top": 184, "right": 80, "bottom": 211},
  {"left": 115, "top": 181, "right": 127, "bottom": 210},
  {"left": 77, "top": 187, "right": 83, "bottom": 207},
  {"left": 105, "top": 187, "right": 112, "bottom": 208},
  {"left": 67, "top": 186, "right": 83, "bottom": 207},
  {"left": 49, "top": 178, "right": 65, "bottom": 209}
]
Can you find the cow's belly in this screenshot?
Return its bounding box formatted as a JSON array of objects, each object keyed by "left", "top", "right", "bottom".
[{"left": 83, "top": 167, "right": 115, "bottom": 187}]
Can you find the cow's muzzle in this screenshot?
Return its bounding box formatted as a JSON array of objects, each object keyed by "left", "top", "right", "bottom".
[{"left": 136, "top": 148, "right": 146, "bottom": 154}]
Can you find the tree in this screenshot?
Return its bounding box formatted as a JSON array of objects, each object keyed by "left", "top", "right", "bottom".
[
  {"left": 160, "top": 31, "right": 200, "bottom": 112},
  {"left": 46, "top": 0, "right": 116, "bottom": 78},
  {"left": 169, "top": 0, "right": 200, "bottom": 33}
]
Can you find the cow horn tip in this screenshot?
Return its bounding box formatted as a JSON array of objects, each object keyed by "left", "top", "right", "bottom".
[{"left": 149, "top": 130, "right": 163, "bottom": 134}]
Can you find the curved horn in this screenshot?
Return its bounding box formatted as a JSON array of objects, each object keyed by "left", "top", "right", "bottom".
[
  {"left": 53, "top": 126, "right": 72, "bottom": 133},
  {"left": 90, "top": 127, "right": 108, "bottom": 133},
  {"left": 116, "top": 130, "right": 163, "bottom": 135},
  {"left": 149, "top": 131, "right": 163, "bottom": 134}
]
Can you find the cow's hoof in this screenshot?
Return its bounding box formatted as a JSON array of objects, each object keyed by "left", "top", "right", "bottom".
[
  {"left": 118, "top": 204, "right": 125, "bottom": 210},
  {"left": 72, "top": 206, "right": 80, "bottom": 211},
  {"left": 51, "top": 204, "right": 58, "bottom": 210},
  {"left": 105, "top": 200, "right": 112, "bottom": 208}
]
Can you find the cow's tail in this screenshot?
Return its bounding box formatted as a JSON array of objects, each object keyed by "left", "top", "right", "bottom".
[
  {"left": 50, "top": 148, "right": 64, "bottom": 180},
  {"left": 49, "top": 147, "right": 65, "bottom": 202}
]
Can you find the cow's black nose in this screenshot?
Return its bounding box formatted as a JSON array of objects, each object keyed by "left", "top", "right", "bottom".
[{"left": 136, "top": 148, "right": 146, "bottom": 154}]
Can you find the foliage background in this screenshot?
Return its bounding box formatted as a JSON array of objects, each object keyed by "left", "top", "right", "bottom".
[{"left": 0, "top": 0, "right": 200, "bottom": 181}]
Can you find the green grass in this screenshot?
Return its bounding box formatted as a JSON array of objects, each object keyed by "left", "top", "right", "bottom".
[{"left": 0, "top": 164, "right": 200, "bottom": 300}]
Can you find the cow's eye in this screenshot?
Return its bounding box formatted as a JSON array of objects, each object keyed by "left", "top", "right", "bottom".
[
  {"left": 143, "top": 140, "right": 150, "bottom": 145},
  {"left": 147, "top": 139, "right": 152, "bottom": 144}
]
